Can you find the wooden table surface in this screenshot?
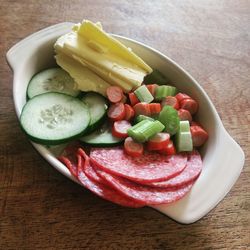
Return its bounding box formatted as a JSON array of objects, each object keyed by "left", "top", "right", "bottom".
[{"left": 1, "top": 0, "right": 249, "bottom": 249}]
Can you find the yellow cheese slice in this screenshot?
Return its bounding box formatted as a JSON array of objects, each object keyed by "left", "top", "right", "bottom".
[
  {"left": 54, "top": 20, "right": 152, "bottom": 93},
  {"left": 55, "top": 32, "right": 145, "bottom": 91},
  {"left": 55, "top": 53, "right": 111, "bottom": 96},
  {"left": 78, "top": 20, "right": 152, "bottom": 74}
]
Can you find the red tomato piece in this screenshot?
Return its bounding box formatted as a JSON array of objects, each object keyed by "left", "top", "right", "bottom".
[
  {"left": 124, "top": 104, "right": 135, "bottom": 120},
  {"left": 106, "top": 86, "right": 124, "bottom": 103},
  {"left": 133, "top": 103, "right": 151, "bottom": 116},
  {"left": 180, "top": 98, "right": 198, "bottom": 115},
  {"left": 146, "top": 84, "right": 158, "bottom": 96},
  {"left": 146, "top": 132, "right": 170, "bottom": 151},
  {"left": 190, "top": 125, "right": 208, "bottom": 147},
  {"left": 129, "top": 92, "right": 139, "bottom": 106},
  {"left": 175, "top": 93, "right": 191, "bottom": 103},
  {"left": 112, "top": 120, "right": 132, "bottom": 138},
  {"left": 108, "top": 102, "right": 126, "bottom": 121},
  {"left": 161, "top": 96, "right": 180, "bottom": 110},
  {"left": 124, "top": 137, "right": 144, "bottom": 157},
  {"left": 148, "top": 103, "right": 161, "bottom": 115},
  {"left": 159, "top": 140, "right": 176, "bottom": 155},
  {"left": 178, "top": 108, "right": 192, "bottom": 122}
]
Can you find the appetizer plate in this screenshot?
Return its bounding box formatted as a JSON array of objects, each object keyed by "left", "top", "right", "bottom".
[{"left": 6, "top": 22, "right": 245, "bottom": 224}]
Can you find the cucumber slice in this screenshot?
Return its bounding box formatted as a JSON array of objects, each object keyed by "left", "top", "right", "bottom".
[
  {"left": 82, "top": 92, "right": 108, "bottom": 133},
  {"left": 158, "top": 106, "right": 180, "bottom": 135},
  {"left": 175, "top": 121, "right": 193, "bottom": 152},
  {"left": 27, "top": 68, "right": 80, "bottom": 99},
  {"left": 80, "top": 122, "right": 123, "bottom": 146},
  {"left": 20, "top": 92, "right": 90, "bottom": 145}
]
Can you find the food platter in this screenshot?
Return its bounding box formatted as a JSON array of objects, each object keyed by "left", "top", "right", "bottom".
[{"left": 6, "top": 22, "right": 245, "bottom": 223}]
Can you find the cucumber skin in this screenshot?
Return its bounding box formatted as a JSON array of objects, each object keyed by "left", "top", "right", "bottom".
[
  {"left": 20, "top": 123, "right": 90, "bottom": 145},
  {"left": 81, "top": 92, "right": 108, "bottom": 135},
  {"left": 80, "top": 140, "right": 124, "bottom": 148},
  {"left": 21, "top": 92, "right": 91, "bottom": 146},
  {"left": 27, "top": 67, "right": 80, "bottom": 99},
  {"left": 83, "top": 114, "right": 107, "bottom": 135}
]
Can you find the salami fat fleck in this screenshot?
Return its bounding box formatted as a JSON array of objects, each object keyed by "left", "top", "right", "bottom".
[
  {"left": 90, "top": 147, "right": 187, "bottom": 183},
  {"left": 145, "top": 150, "right": 202, "bottom": 188},
  {"left": 93, "top": 165, "right": 193, "bottom": 205}
]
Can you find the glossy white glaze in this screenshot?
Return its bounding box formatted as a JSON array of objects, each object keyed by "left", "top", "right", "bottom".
[{"left": 6, "top": 22, "right": 245, "bottom": 224}]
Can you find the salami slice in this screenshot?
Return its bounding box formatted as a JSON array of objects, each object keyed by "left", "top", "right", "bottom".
[
  {"left": 77, "top": 149, "right": 144, "bottom": 208},
  {"left": 58, "top": 155, "right": 78, "bottom": 178},
  {"left": 78, "top": 148, "right": 108, "bottom": 185},
  {"left": 144, "top": 150, "right": 202, "bottom": 188},
  {"left": 90, "top": 147, "right": 187, "bottom": 183},
  {"left": 94, "top": 165, "right": 193, "bottom": 205},
  {"left": 59, "top": 147, "right": 143, "bottom": 208}
]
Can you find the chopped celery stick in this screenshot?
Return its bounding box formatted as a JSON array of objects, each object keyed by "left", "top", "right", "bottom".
[
  {"left": 158, "top": 105, "right": 180, "bottom": 135},
  {"left": 179, "top": 120, "right": 190, "bottom": 132},
  {"left": 155, "top": 85, "right": 178, "bottom": 101},
  {"left": 143, "top": 69, "right": 169, "bottom": 85},
  {"left": 127, "top": 120, "right": 164, "bottom": 143},
  {"left": 134, "top": 85, "right": 154, "bottom": 103},
  {"left": 135, "top": 115, "right": 155, "bottom": 124},
  {"left": 176, "top": 121, "right": 193, "bottom": 152}
]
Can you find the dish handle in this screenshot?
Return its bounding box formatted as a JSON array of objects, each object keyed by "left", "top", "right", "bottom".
[{"left": 6, "top": 22, "right": 74, "bottom": 71}]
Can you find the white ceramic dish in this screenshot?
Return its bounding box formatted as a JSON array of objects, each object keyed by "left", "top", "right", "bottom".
[{"left": 6, "top": 22, "right": 245, "bottom": 224}]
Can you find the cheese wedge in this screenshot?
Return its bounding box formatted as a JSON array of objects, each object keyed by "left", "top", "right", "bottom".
[
  {"left": 55, "top": 53, "right": 111, "bottom": 96},
  {"left": 54, "top": 20, "right": 152, "bottom": 93}
]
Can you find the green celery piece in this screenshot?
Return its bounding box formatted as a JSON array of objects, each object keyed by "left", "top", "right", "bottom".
[
  {"left": 175, "top": 121, "right": 193, "bottom": 152},
  {"left": 179, "top": 120, "right": 190, "bottom": 132},
  {"left": 135, "top": 115, "right": 155, "bottom": 124},
  {"left": 155, "top": 85, "right": 178, "bottom": 101},
  {"left": 134, "top": 85, "right": 154, "bottom": 103},
  {"left": 143, "top": 69, "right": 169, "bottom": 85},
  {"left": 127, "top": 120, "right": 165, "bottom": 143},
  {"left": 158, "top": 105, "right": 180, "bottom": 135}
]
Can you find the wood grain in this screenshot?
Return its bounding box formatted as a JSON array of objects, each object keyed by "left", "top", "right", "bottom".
[{"left": 0, "top": 0, "right": 249, "bottom": 249}]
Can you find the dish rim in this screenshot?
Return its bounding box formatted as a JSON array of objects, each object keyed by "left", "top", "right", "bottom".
[{"left": 6, "top": 22, "right": 245, "bottom": 224}]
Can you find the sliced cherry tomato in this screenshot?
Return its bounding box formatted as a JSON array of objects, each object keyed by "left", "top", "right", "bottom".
[
  {"left": 159, "top": 140, "right": 176, "bottom": 155},
  {"left": 124, "top": 104, "right": 135, "bottom": 120},
  {"left": 178, "top": 108, "right": 192, "bottom": 122},
  {"left": 108, "top": 102, "right": 126, "bottom": 121},
  {"left": 133, "top": 103, "right": 151, "bottom": 116},
  {"left": 146, "top": 84, "right": 158, "bottom": 96},
  {"left": 124, "top": 137, "right": 144, "bottom": 157},
  {"left": 112, "top": 120, "right": 131, "bottom": 138},
  {"left": 128, "top": 92, "right": 139, "bottom": 106},
  {"left": 161, "top": 96, "right": 179, "bottom": 110},
  {"left": 146, "top": 132, "right": 170, "bottom": 151},
  {"left": 148, "top": 103, "right": 161, "bottom": 115},
  {"left": 175, "top": 93, "right": 191, "bottom": 103},
  {"left": 180, "top": 98, "right": 198, "bottom": 115},
  {"left": 106, "top": 86, "right": 124, "bottom": 103},
  {"left": 190, "top": 125, "right": 208, "bottom": 147}
]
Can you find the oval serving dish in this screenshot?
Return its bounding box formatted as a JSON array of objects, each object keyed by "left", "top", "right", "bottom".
[{"left": 6, "top": 22, "right": 245, "bottom": 224}]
